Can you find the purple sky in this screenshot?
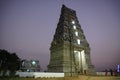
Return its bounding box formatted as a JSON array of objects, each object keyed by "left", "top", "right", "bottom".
[{"left": 0, "top": 0, "right": 120, "bottom": 71}]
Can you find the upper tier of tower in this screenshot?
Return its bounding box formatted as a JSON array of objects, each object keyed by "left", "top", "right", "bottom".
[{"left": 52, "top": 4, "right": 89, "bottom": 48}]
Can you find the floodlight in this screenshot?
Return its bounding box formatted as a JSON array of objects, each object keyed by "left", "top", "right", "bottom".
[{"left": 32, "top": 61, "right": 36, "bottom": 65}]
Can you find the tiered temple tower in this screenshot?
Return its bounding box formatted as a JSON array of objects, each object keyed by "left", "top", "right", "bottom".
[{"left": 48, "top": 5, "right": 95, "bottom": 76}]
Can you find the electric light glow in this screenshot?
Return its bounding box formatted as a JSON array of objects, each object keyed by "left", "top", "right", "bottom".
[
  {"left": 27, "top": 69, "right": 29, "bottom": 72},
  {"left": 72, "top": 20, "right": 75, "bottom": 24},
  {"left": 32, "top": 61, "right": 36, "bottom": 65},
  {"left": 75, "top": 31, "right": 78, "bottom": 36},
  {"left": 73, "top": 25, "right": 76, "bottom": 29},
  {"left": 77, "top": 39, "right": 80, "bottom": 44}
]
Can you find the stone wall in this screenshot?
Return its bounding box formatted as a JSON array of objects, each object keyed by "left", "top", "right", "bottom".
[{"left": 16, "top": 72, "right": 64, "bottom": 78}]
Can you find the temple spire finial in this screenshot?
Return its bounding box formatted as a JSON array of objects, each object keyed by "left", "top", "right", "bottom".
[{"left": 62, "top": 0, "right": 64, "bottom": 5}]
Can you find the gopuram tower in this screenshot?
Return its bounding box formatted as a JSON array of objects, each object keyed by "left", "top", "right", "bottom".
[{"left": 48, "top": 5, "right": 95, "bottom": 76}]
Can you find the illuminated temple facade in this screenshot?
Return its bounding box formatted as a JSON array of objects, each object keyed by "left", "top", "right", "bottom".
[{"left": 48, "top": 5, "right": 95, "bottom": 76}]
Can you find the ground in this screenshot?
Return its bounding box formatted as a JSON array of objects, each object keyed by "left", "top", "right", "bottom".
[{"left": 0, "top": 76, "right": 120, "bottom": 80}]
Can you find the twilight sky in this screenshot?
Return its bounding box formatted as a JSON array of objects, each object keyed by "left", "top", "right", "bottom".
[{"left": 0, "top": 0, "right": 120, "bottom": 71}]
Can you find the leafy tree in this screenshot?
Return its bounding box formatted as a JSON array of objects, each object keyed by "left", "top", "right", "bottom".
[{"left": 0, "top": 49, "right": 21, "bottom": 76}]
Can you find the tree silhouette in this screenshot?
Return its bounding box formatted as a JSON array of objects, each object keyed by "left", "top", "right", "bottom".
[{"left": 0, "top": 49, "right": 21, "bottom": 76}]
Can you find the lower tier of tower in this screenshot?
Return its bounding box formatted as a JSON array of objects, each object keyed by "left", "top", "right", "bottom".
[{"left": 47, "top": 42, "right": 96, "bottom": 76}]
